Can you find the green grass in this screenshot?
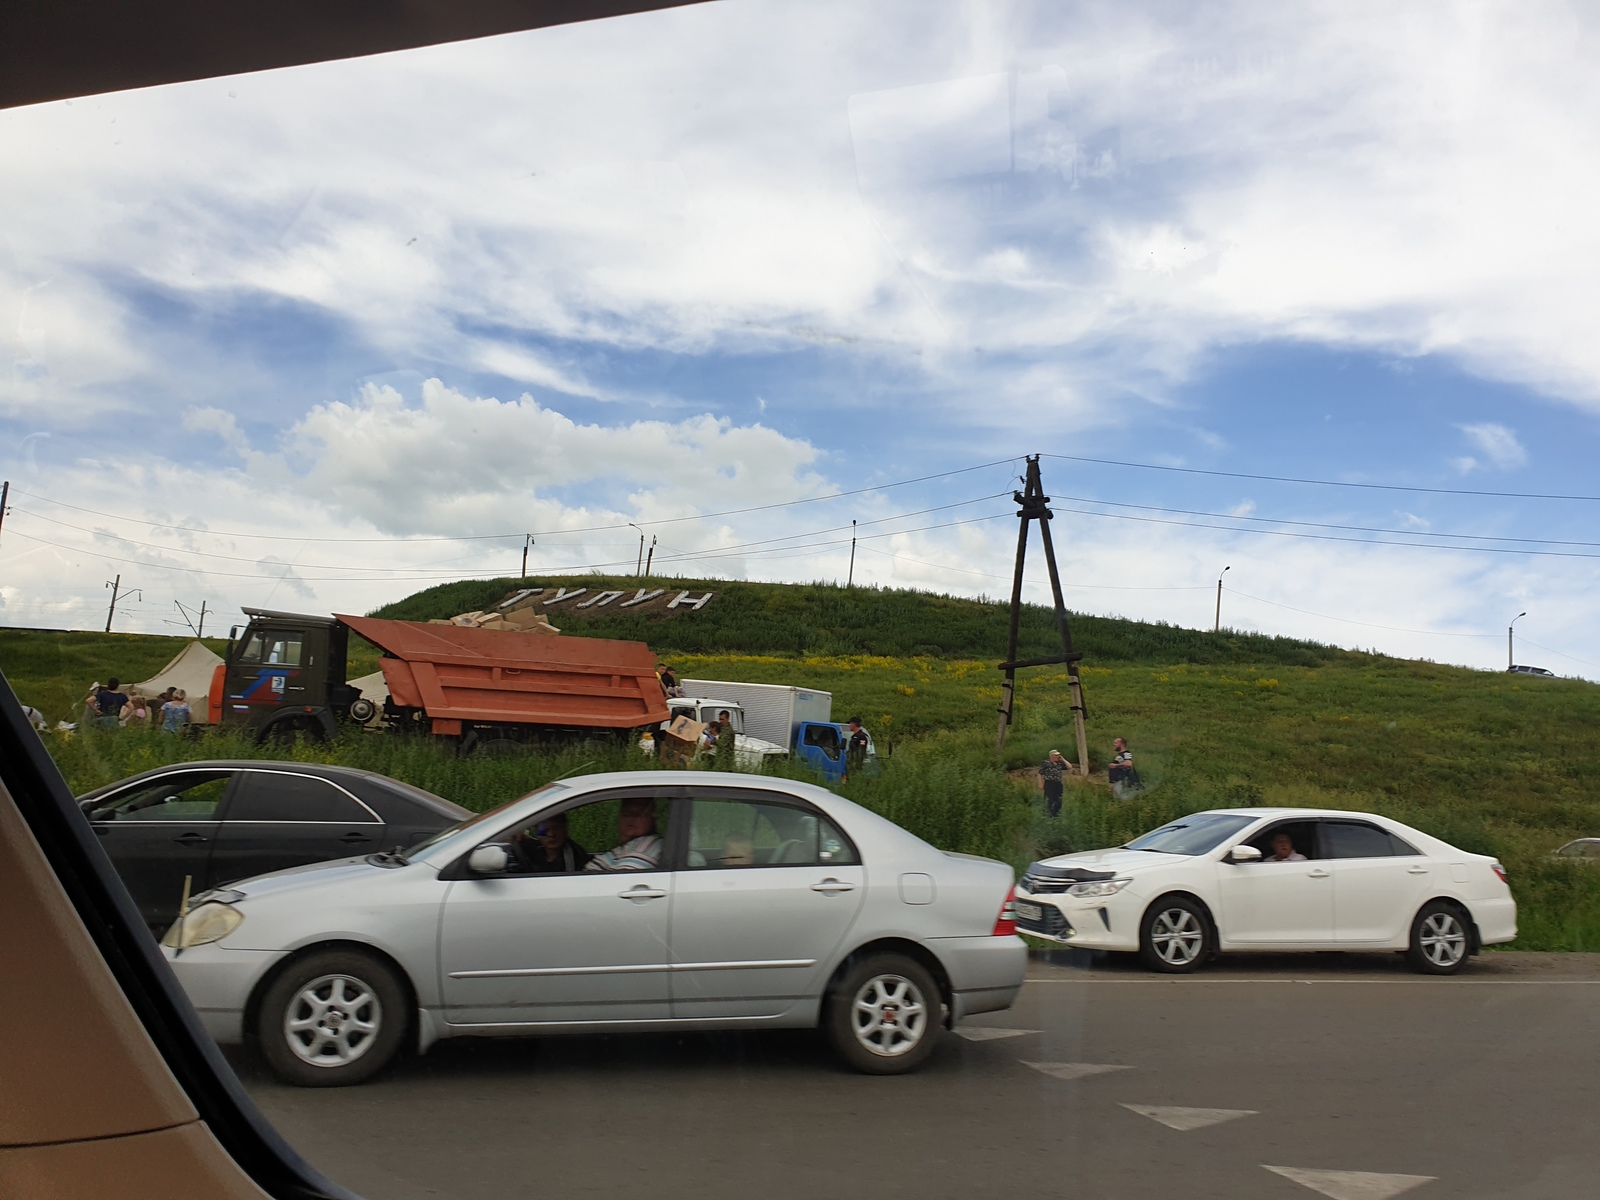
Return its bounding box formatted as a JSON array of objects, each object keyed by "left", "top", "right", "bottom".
[{"left": 7, "top": 579, "right": 1599, "bottom": 951}]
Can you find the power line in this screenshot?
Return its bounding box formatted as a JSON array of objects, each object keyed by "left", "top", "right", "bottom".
[
  {"left": 1042, "top": 453, "right": 1600, "bottom": 503},
  {"left": 6, "top": 457, "right": 1019, "bottom": 545}
]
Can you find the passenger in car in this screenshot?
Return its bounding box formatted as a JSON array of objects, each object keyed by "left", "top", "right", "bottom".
[
  {"left": 585, "top": 798, "right": 664, "bottom": 871},
  {"left": 511, "top": 811, "right": 591, "bottom": 873},
  {"left": 1270, "top": 831, "right": 1307, "bottom": 862}
]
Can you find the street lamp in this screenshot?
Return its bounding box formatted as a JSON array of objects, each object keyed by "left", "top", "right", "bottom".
[
  {"left": 1509, "top": 611, "right": 1527, "bottom": 671},
  {"left": 628, "top": 523, "right": 645, "bottom": 576},
  {"left": 1214, "top": 565, "right": 1231, "bottom": 633}
]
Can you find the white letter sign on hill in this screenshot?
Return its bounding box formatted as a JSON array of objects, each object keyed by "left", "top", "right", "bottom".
[
  {"left": 544, "top": 587, "right": 587, "bottom": 605},
  {"left": 578, "top": 590, "right": 625, "bottom": 609},
  {"left": 620, "top": 588, "right": 664, "bottom": 608},
  {"left": 668, "top": 590, "right": 714, "bottom": 610}
]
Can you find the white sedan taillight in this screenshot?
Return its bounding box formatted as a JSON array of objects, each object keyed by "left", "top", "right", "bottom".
[{"left": 1491, "top": 862, "right": 1509, "bottom": 886}]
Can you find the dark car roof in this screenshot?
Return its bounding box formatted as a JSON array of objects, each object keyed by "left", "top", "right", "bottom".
[{"left": 78, "top": 760, "right": 469, "bottom": 821}]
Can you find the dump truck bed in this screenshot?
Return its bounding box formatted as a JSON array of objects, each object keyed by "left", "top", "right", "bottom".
[{"left": 337, "top": 614, "right": 669, "bottom": 733}]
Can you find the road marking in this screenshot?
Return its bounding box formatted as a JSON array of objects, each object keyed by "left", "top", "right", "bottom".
[
  {"left": 1023, "top": 977, "right": 1600, "bottom": 986},
  {"left": 1121, "top": 1104, "right": 1256, "bottom": 1131},
  {"left": 1022, "top": 1061, "right": 1134, "bottom": 1081},
  {"left": 955, "top": 1027, "right": 1038, "bottom": 1042},
  {"left": 1263, "top": 1165, "right": 1436, "bottom": 1199}
]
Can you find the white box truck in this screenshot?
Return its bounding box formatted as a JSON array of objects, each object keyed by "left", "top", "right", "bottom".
[{"left": 680, "top": 679, "right": 833, "bottom": 747}]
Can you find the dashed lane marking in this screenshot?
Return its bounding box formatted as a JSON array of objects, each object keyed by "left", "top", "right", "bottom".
[
  {"left": 1021, "top": 1061, "right": 1134, "bottom": 1081},
  {"left": 954, "top": 1027, "right": 1039, "bottom": 1042},
  {"left": 1121, "top": 1104, "right": 1257, "bottom": 1131},
  {"left": 1263, "top": 1165, "right": 1437, "bottom": 1199}
]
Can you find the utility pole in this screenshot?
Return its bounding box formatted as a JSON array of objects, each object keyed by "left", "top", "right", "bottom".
[
  {"left": 630, "top": 523, "right": 645, "bottom": 575},
  {"left": 522, "top": 535, "right": 533, "bottom": 579},
  {"left": 1214, "top": 565, "right": 1231, "bottom": 632},
  {"left": 0, "top": 480, "right": 9, "bottom": 551},
  {"left": 644, "top": 536, "right": 656, "bottom": 578},
  {"left": 104, "top": 575, "right": 140, "bottom": 632},
  {"left": 996, "top": 456, "right": 1090, "bottom": 775},
  {"left": 1509, "top": 611, "right": 1527, "bottom": 670},
  {"left": 847, "top": 519, "right": 857, "bottom": 587},
  {"left": 174, "top": 600, "right": 210, "bottom": 638},
  {"left": 196, "top": 600, "right": 207, "bottom": 638}
]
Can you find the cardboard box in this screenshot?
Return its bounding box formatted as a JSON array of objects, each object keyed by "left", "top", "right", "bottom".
[
  {"left": 664, "top": 715, "right": 706, "bottom": 743},
  {"left": 505, "top": 607, "right": 559, "bottom": 634}
]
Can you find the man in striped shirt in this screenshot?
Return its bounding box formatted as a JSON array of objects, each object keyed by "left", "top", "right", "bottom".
[{"left": 585, "top": 797, "right": 665, "bottom": 871}]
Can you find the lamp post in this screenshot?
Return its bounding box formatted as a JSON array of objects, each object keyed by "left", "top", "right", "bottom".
[
  {"left": 1509, "top": 611, "right": 1527, "bottom": 671},
  {"left": 628, "top": 523, "right": 645, "bottom": 576},
  {"left": 1214, "top": 565, "right": 1231, "bottom": 633}
]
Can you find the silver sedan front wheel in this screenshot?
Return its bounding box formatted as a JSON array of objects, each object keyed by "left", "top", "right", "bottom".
[
  {"left": 258, "top": 950, "right": 408, "bottom": 1086},
  {"left": 1140, "top": 897, "right": 1211, "bottom": 973},
  {"left": 284, "top": 974, "right": 383, "bottom": 1067}
]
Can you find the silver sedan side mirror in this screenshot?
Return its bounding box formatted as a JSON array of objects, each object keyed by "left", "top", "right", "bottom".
[
  {"left": 468, "top": 844, "right": 509, "bottom": 875},
  {"left": 1227, "top": 844, "right": 1263, "bottom": 863}
]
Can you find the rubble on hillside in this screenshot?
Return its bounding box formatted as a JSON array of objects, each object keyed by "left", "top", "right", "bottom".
[{"left": 427, "top": 592, "right": 560, "bottom": 635}]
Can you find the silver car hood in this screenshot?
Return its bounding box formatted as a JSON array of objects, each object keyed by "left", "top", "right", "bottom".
[
  {"left": 1033, "top": 848, "right": 1192, "bottom": 874},
  {"left": 214, "top": 854, "right": 401, "bottom": 900}
]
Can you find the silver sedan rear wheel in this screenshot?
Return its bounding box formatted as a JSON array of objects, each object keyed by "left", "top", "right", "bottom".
[
  {"left": 826, "top": 953, "right": 943, "bottom": 1074},
  {"left": 1139, "top": 897, "right": 1211, "bottom": 973}
]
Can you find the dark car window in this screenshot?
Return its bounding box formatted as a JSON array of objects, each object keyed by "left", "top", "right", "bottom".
[
  {"left": 1244, "top": 819, "right": 1325, "bottom": 861},
  {"left": 224, "top": 772, "right": 377, "bottom": 823},
  {"left": 684, "top": 796, "right": 859, "bottom": 868},
  {"left": 802, "top": 724, "right": 842, "bottom": 760},
  {"left": 1324, "top": 821, "right": 1400, "bottom": 859},
  {"left": 238, "top": 631, "right": 303, "bottom": 665},
  {"left": 90, "top": 772, "right": 232, "bottom": 822}
]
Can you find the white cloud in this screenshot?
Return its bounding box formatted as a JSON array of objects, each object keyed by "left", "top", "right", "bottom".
[{"left": 1455, "top": 422, "right": 1529, "bottom": 472}]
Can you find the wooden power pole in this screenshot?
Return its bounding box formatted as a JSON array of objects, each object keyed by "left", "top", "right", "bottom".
[{"left": 996, "top": 456, "right": 1090, "bottom": 774}]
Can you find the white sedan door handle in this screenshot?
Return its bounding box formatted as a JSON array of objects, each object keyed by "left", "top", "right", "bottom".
[
  {"left": 618, "top": 886, "right": 667, "bottom": 901},
  {"left": 1307, "top": 868, "right": 1331, "bottom": 878},
  {"left": 1407, "top": 866, "right": 1430, "bottom": 875},
  {"left": 811, "top": 879, "right": 855, "bottom": 894}
]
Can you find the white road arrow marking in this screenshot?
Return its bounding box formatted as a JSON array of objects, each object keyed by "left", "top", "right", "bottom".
[
  {"left": 1121, "top": 1104, "right": 1257, "bottom": 1131},
  {"left": 955, "top": 1027, "right": 1038, "bottom": 1042},
  {"left": 1022, "top": 1061, "right": 1134, "bottom": 1081},
  {"left": 1263, "top": 1166, "right": 1437, "bottom": 1199}
]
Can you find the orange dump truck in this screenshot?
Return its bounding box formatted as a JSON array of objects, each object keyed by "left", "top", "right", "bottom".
[{"left": 211, "top": 607, "right": 669, "bottom": 751}]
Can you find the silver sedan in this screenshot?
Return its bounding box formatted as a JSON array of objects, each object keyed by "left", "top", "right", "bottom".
[{"left": 160, "top": 771, "right": 1026, "bottom": 1085}]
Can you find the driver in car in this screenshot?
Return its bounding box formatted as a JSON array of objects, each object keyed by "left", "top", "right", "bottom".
[
  {"left": 1270, "top": 831, "right": 1307, "bottom": 862},
  {"left": 584, "top": 798, "right": 664, "bottom": 871},
  {"left": 511, "top": 811, "right": 591, "bottom": 873}
]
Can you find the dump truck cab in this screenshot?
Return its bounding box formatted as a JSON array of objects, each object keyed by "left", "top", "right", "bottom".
[{"left": 217, "top": 608, "right": 356, "bottom": 741}]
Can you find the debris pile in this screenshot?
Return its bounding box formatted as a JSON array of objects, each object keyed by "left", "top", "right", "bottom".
[{"left": 428, "top": 592, "right": 560, "bottom": 635}]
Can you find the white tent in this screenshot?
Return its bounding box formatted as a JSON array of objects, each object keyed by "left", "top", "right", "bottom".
[{"left": 134, "top": 640, "right": 224, "bottom": 723}]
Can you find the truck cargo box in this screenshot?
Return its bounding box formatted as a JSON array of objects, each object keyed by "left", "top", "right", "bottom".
[{"left": 338, "top": 614, "right": 669, "bottom": 734}]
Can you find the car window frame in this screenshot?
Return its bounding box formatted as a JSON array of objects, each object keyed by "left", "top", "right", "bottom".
[
  {"left": 1322, "top": 817, "right": 1415, "bottom": 860},
  {"left": 216, "top": 768, "right": 382, "bottom": 825},
  {"left": 85, "top": 768, "right": 240, "bottom": 824},
  {"left": 1231, "top": 816, "right": 1330, "bottom": 861},
  {"left": 677, "top": 785, "right": 861, "bottom": 870}
]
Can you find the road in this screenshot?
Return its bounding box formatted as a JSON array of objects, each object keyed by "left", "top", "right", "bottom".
[{"left": 238, "top": 952, "right": 1600, "bottom": 1200}]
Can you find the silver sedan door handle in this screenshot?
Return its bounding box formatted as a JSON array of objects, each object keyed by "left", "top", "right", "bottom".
[
  {"left": 618, "top": 886, "right": 667, "bottom": 901},
  {"left": 811, "top": 879, "right": 855, "bottom": 893},
  {"left": 1307, "top": 868, "right": 1331, "bottom": 878}
]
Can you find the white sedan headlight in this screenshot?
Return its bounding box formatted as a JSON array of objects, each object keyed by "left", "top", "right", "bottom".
[
  {"left": 1068, "top": 878, "right": 1131, "bottom": 898},
  {"left": 161, "top": 901, "right": 244, "bottom": 949}
]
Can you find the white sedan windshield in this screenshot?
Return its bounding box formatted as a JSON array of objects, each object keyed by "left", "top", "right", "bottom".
[{"left": 1125, "top": 814, "right": 1256, "bottom": 856}]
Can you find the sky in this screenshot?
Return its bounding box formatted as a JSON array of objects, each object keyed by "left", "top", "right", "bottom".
[{"left": 2, "top": 0, "right": 1599, "bottom": 678}]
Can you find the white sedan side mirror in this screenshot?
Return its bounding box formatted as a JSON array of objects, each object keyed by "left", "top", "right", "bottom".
[
  {"left": 468, "top": 844, "right": 509, "bottom": 874},
  {"left": 1227, "top": 844, "right": 1263, "bottom": 863}
]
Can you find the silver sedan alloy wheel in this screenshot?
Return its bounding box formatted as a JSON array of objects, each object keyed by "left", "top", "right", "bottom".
[
  {"left": 851, "top": 972, "right": 928, "bottom": 1057},
  {"left": 284, "top": 973, "right": 383, "bottom": 1068},
  {"left": 1418, "top": 910, "right": 1468, "bottom": 968},
  {"left": 1150, "top": 907, "right": 1205, "bottom": 966}
]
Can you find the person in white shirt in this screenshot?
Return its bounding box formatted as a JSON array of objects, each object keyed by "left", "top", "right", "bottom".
[{"left": 1270, "top": 831, "right": 1308, "bottom": 862}]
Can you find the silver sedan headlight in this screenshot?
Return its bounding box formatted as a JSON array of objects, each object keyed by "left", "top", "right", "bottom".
[
  {"left": 1068, "top": 878, "right": 1131, "bottom": 898},
  {"left": 161, "top": 901, "right": 244, "bottom": 949}
]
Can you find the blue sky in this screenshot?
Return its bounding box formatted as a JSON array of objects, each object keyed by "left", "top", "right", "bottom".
[{"left": 2, "top": 0, "right": 1598, "bottom": 677}]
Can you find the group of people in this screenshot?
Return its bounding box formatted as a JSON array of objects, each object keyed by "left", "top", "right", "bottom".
[
  {"left": 1036, "top": 735, "right": 1143, "bottom": 816},
  {"left": 83, "top": 678, "right": 193, "bottom": 733},
  {"left": 701, "top": 709, "right": 738, "bottom": 765},
  {"left": 656, "top": 662, "right": 684, "bottom": 698}
]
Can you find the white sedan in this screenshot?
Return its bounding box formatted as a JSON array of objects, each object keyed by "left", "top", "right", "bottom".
[
  {"left": 1014, "top": 807, "right": 1515, "bottom": 973},
  {"left": 160, "top": 771, "right": 1026, "bottom": 1085}
]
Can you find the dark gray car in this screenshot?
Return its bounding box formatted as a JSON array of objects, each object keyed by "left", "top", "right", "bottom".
[{"left": 80, "top": 761, "right": 469, "bottom": 931}]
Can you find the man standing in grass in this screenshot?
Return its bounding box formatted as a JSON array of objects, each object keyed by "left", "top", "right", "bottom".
[
  {"left": 844, "top": 717, "right": 869, "bottom": 781},
  {"left": 1038, "top": 749, "right": 1069, "bottom": 818},
  {"left": 94, "top": 678, "right": 129, "bottom": 729},
  {"left": 1108, "top": 736, "right": 1141, "bottom": 799}
]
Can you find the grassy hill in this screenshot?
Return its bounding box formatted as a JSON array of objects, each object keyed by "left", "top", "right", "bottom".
[{"left": 5, "top": 578, "right": 1598, "bottom": 951}]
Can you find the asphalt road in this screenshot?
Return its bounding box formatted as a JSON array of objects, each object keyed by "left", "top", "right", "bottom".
[{"left": 237, "top": 952, "right": 1600, "bottom": 1200}]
